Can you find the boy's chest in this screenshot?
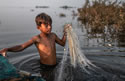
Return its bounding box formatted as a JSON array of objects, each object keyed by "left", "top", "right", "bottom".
[
  {"left": 36, "top": 39, "right": 56, "bottom": 53},
  {"left": 36, "top": 37, "right": 55, "bottom": 48}
]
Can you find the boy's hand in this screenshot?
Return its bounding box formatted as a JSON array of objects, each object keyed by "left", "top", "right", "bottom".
[
  {"left": 0, "top": 48, "right": 7, "bottom": 57},
  {"left": 64, "top": 24, "right": 72, "bottom": 33}
]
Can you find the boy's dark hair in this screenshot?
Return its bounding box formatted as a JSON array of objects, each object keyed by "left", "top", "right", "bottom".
[{"left": 35, "top": 13, "right": 52, "bottom": 26}]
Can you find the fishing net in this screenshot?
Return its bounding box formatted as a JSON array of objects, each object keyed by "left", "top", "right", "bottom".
[
  {"left": 55, "top": 24, "right": 125, "bottom": 81},
  {"left": 0, "top": 54, "right": 45, "bottom": 81},
  {"left": 55, "top": 24, "right": 99, "bottom": 81},
  {"left": 0, "top": 54, "right": 19, "bottom": 80},
  {"left": 65, "top": 24, "right": 98, "bottom": 73}
]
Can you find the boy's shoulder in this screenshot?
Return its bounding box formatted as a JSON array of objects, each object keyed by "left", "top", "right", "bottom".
[
  {"left": 31, "top": 35, "right": 41, "bottom": 43},
  {"left": 32, "top": 33, "right": 56, "bottom": 39},
  {"left": 50, "top": 32, "right": 58, "bottom": 38},
  {"left": 51, "top": 32, "right": 56, "bottom": 35},
  {"left": 31, "top": 33, "right": 57, "bottom": 42},
  {"left": 32, "top": 35, "right": 40, "bottom": 39},
  {"left": 51, "top": 32, "right": 57, "bottom": 36}
]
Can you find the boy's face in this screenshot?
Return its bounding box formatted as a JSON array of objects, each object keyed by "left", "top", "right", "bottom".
[{"left": 38, "top": 23, "right": 52, "bottom": 34}]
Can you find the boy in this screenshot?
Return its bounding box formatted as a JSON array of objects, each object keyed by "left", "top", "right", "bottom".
[{"left": 0, "top": 13, "right": 68, "bottom": 81}]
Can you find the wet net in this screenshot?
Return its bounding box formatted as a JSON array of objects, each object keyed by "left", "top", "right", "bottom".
[
  {"left": 0, "top": 54, "right": 19, "bottom": 80},
  {"left": 65, "top": 24, "right": 98, "bottom": 73},
  {"left": 55, "top": 24, "right": 125, "bottom": 81},
  {"left": 0, "top": 54, "right": 45, "bottom": 81}
]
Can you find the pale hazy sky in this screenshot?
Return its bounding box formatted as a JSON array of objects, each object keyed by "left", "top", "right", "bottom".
[
  {"left": 0, "top": 0, "right": 84, "bottom": 7},
  {"left": 0, "top": 0, "right": 124, "bottom": 8}
]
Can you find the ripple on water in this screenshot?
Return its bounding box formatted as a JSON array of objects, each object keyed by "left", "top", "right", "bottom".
[{"left": 8, "top": 53, "right": 125, "bottom": 81}]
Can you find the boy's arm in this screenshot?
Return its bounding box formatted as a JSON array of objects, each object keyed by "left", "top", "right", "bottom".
[
  {"left": 6, "top": 39, "right": 33, "bottom": 52},
  {"left": 0, "top": 38, "right": 34, "bottom": 56},
  {"left": 55, "top": 33, "right": 67, "bottom": 46},
  {"left": 55, "top": 24, "right": 71, "bottom": 46}
]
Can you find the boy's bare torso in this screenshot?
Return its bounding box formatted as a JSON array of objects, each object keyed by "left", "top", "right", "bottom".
[{"left": 33, "top": 33, "right": 57, "bottom": 65}]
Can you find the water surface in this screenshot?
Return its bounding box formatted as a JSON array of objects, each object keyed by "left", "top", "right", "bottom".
[{"left": 0, "top": 0, "right": 125, "bottom": 80}]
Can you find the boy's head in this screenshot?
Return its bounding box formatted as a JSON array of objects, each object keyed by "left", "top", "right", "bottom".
[
  {"left": 35, "top": 13, "right": 52, "bottom": 34},
  {"left": 35, "top": 13, "right": 52, "bottom": 27}
]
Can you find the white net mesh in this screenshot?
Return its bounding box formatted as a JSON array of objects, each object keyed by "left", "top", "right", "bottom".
[{"left": 65, "top": 24, "right": 97, "bottom": 73}]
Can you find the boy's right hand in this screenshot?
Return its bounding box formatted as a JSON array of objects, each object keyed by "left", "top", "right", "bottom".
[{"left": 0, "top": 48, "right": 7, "bottom": 57}]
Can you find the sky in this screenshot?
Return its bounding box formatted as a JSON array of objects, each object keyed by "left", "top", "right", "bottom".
[
  {"left": 0, "top": 0, "right": 84, "bottom": 8},
  {"left": 0, "top": 0, "right": 124, "bottom": 8}
]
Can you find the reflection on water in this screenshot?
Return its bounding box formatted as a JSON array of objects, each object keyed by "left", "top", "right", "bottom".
[
  {"left": 117, "top": 29, "right": 125, "bottom": 47},
  {"left": 78, "top": 21, "right": 125, "bottom": 49}
]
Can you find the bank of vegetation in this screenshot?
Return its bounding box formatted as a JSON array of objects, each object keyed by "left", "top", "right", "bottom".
[{"left": 78, "top": 0, "right": 125, "bottom": 32}]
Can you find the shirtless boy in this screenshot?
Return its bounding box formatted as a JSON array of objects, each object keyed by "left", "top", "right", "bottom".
[{"left": 0, "top": 13, "right": 68, "bottom": 81}]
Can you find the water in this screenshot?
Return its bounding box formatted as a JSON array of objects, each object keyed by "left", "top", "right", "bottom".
[{"left": 0, "top": 0, "right": 125, "bottom": 81}]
